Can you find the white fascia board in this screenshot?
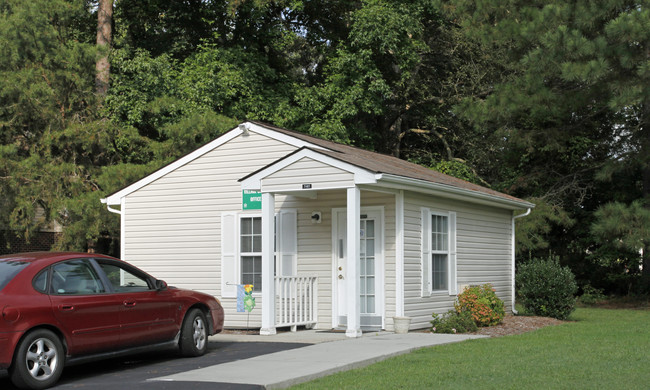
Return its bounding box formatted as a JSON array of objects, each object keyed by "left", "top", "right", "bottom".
[
  {"left": 101, "top": 128, "right": 243, "bottom": 205},
  {"left": 101, "top": 122, "right": 329, "bottom": 205},
  {"left": 377, "top": 174, "right": 535, "bottom": 210},
  {"left": 240, "top": 148, "right": 379, "bottom": 191}
]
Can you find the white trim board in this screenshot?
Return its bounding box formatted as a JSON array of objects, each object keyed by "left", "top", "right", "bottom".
[{"left": 241, "top": 148, "right": 381, "bottom": 191}]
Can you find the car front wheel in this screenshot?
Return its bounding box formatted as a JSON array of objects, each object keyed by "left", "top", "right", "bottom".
[
  {"left": 179, "top": 308, "right": 208, "bottom": 357},
  {"left": 10, "top": 329, "right": 65, "bottom": 390}
]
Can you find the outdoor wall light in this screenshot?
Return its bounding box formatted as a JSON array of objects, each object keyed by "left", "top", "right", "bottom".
[
  {"left": 311, "top": 211, "right": 322, "bottom": 224},
  {"left": 239, "top": 123, "right": 250, "bottom": 136}
]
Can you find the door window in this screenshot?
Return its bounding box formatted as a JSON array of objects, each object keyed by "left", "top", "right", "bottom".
[
  {"left": 97, "top": 262, "right": 151, "bottom": 292},
  {"left": 51, "top": 260, "right": 105, "bottom": 295},
  {"left": 360, "top": 219, "right": 376, "bottom": 314}
]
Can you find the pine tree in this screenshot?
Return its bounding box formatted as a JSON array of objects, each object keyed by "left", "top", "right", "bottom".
[
  {"left": 0, "top": 0, "right": 110, "bottom": 250},
  {"left": 446, "top": 0, "right": 650, "bottom": 282}
]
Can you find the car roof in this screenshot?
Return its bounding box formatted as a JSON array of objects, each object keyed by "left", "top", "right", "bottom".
[{"left": 0, "top": 252, "right": 116, "bottom": 265}]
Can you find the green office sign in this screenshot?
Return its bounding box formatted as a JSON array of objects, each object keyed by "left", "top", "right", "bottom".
[{"left": 242, "top": 190, "right": 262, "bottom": 210}]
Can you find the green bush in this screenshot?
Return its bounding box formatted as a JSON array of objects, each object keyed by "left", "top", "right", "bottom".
[
  {"left": 431, "top": 310, "right": 478, "bottom": 334},
  {"left": 578, "top": 284, "right": 607, "bottom": 305},
  {"left": 454, "top": 283, "right": 506, "bottom": 326},
  {"left": 516, "top": 255, "right": 578, "bottom": 320}
]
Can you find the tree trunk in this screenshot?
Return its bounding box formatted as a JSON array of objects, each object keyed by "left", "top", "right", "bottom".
[
  {"left": 387, "top": 115, "right": 403, "bottom": 158},
  {"left": 96, "top": 0, "right": 113, "bottom": 96}
]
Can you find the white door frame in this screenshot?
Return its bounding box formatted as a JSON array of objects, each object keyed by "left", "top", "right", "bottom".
[{"left": 331, "top": 206, "right": 385, "bottom": 329}]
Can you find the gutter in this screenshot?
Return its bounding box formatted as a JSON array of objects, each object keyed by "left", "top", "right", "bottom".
[
  {"left": 377, "top": 174, "right": 535, "bottom": 210},
  {"left": 511, "top": 208, "right": 532, "bottom": 314}
]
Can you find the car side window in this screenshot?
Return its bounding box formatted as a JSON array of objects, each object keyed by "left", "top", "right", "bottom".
[
  {"left": 97, "top": 262, "right": 151, "bottom": 293},
  {"left": 33, "top": 269, "right": 48, "bottom": 293},
  {"left": 51, "top": 260, "right": 106, "bottom": 295}
]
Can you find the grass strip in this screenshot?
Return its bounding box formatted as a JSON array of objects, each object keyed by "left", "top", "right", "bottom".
[{"left": 291, "top": 308, "right": 650, "bottom": 389}]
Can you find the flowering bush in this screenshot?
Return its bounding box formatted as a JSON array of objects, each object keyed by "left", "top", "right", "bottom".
[
  {"left": 431, "top": 310, "right": 477, "bottom": 334},
  {"left": 454, "top": 284, "right": 505, "bottom": 327}
]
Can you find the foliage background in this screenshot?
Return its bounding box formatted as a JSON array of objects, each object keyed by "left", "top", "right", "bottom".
[{"left": 1, "top": 0, "right": 648, "bottom": 294}]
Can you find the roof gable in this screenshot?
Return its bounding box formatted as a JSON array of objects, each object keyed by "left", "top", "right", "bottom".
[
  {"left": 241, "top": 147, "right": 380, "bottom": 192},
  {"left": 102, "top": 121, "right": 533, "bottom": 210},
  {"left": 101, "top": 122, "right": 327, "bottom": 205}
]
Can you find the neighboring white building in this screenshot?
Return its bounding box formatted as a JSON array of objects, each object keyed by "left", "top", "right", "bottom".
[{"left": 101, "top": 121, "right": 533, "bottom": 337}]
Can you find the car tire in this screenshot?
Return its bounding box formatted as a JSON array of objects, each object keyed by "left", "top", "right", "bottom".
[
  {"left": 10, "top": 329, "right": 65, "bottom": 390},
  {"left": 179, "top": 308, "right": 208, "bottom": 357}
]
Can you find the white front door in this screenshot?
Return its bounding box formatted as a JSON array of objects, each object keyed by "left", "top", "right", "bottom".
[{"left": 333, "top": 208, "right": 383, "bottom": 329}]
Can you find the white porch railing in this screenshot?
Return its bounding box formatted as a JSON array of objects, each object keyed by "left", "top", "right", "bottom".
[{"left": 275, "top": 276, "right": 317, "bottom": 330}]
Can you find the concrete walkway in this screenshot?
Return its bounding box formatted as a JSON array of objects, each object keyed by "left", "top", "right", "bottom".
[{"left": 151, "top": 331, "right": 486, "bottom": 389}]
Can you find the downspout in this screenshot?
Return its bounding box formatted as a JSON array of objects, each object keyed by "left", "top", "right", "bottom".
[
  {"left": 101, "top": 198, "right": 125, "bottom": 258},
  {"left": 511, "top": 208, "right": 531, "bottom": 314},
  {"left": 105, "top": 204, "right": 122, "bottom": 215},
  {"left": 101, "top": 198, "right": 122, "bottom": 216}
]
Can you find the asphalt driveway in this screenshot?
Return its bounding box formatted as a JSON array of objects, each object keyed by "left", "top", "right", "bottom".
[{"left": 0, "top": 341, "right": 309, "bottom": 390}]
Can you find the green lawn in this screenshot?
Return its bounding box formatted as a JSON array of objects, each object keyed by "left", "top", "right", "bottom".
[{"left": 291, "top": 308, "right": 650, "bottom": 389}]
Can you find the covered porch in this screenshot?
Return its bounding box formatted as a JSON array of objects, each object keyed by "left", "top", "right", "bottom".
[{"left": 241, "top": 148, "right": 402, "bottom": 338}]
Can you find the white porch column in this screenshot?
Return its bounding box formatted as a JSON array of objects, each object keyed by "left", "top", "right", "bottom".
[
  {"left": 346, "top": 186, "right": 362, "bottom": 338},
  {"left": 260, "top": 192, "right": 276, "bottom": 335}
]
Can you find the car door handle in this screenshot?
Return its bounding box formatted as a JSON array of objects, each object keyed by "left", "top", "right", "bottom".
[
  {"left": 59, "top": 305, "right": 75, "bottom": 312},
  {"left": 123, "top": 301, "right": 136, "bottom": 307}
]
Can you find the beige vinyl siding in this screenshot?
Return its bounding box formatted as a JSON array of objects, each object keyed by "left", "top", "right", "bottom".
[
  {"left": 262, "top": 157, "right": 355, "bottom": 192},
  {"left": 122, "top": 131, "right": 398, "bottom": 330},
  {"left": 123, "top": 131, "right": 297, "bottom": 328},
  {"left": 403, "top": 191, "right": 513, "bottom": 329},
  {"left": 117, "top": 125, "right": 516, "bottom": 332}
]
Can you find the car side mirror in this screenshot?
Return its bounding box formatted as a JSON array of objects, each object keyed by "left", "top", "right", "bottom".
[{"left": 155, "top": 279, "right": 168, "bottom": 291}]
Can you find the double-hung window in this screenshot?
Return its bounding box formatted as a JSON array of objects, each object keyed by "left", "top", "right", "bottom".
[
  {"left": 240, "top": 216, "right": 262, "bottom": 292},
  {"left": 220, "top": 210, "right": 297, "bottom": 298},
  {"left": 431, "top": 214, "right": 448, "bottom": 291},
  {"left": 421, "top": 208, "right": 457, "bottom": 296}
]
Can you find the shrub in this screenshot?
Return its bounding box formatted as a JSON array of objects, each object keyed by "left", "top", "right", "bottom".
[
  {"left": 516, "top": 255, "right": 578, "bottom": 320},
  {"left": 578, "top": 284, "right": 606, "bottom": 305},
  {"left": 454, "top": 283, "right": 506, "bottom": 326},
  {"left": 431, "top": 310, "right": 478, "bottom": 334}
]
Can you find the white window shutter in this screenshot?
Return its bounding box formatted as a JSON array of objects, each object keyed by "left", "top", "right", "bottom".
[
  {"left": 448, "top": 211, "right": 458, "bottom": 295},
  {"left": 278, "top": 210, "right": 297, "bottom": 276},
  {"left": 221, "top": 212, "right": 237, "bottom": 298},
  {"left": 421, "top": 208, "right": 431, "bottom": 296}
]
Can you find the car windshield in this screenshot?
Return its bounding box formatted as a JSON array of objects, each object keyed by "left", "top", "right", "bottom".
[{"left": 0, "top": 260, "right": 29, "bottom": 292}]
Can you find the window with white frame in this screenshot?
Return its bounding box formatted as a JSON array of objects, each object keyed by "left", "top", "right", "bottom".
[
  {"left": 431, "top": 214, "right": 448, "bottom": 291},
  {"left": 421, "top": 208, "right": 457, "bottom": 296},
  {"left": 240, "top": 216, "right": 262, "bottom": 292},
  {"left": 220, "top": 210, "right": 297, "bottom": 298}
]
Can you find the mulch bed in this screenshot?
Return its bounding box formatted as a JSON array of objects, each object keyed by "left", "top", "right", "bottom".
[{"left": 467, "top": 314, "right": 565, "bottom": 337}]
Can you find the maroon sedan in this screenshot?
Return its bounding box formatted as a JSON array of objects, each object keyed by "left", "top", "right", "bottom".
[{"left": 0, "top": 252, "right": 224, "bottom": 390}]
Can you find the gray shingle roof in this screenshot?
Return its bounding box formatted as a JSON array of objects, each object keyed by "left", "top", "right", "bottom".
[{"left": 249, "top": 121, "right": 530, "bottom": 207}]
